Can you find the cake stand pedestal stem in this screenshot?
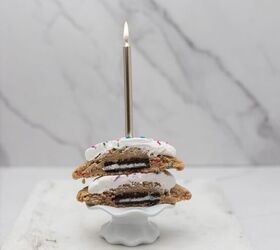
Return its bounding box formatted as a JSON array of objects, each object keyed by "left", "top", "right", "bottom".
[{"left": 100, "top": 213, "right": 159, "bottom": 246}]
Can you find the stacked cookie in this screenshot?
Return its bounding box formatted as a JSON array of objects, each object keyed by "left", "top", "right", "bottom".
[{"left": 73, "top": 137, "right": 191, "bottom": 207}]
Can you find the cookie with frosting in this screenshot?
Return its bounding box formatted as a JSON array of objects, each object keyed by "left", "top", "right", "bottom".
[
  {"left": 77, "top": 172, "right": 191, "bottom": 207},
  {"left": 72, "top": 137, "right": 184, "bottom": 179}
]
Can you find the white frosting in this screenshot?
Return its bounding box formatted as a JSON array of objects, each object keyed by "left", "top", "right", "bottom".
[
  {"left": 85, "top": 137, "right": 176, "bottom": 161},
  {"left": 88, "top": 172, "right": 176, "bottom": 194},
  {"left": 103, "top": 162, "right": 147, "bottom": 171}
]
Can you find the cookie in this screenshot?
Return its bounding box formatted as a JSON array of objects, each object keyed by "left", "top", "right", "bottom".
[
  {"left": 72, "top": 148, "right": 184, "bottom": 179},
  {"left": 77, "top": 183, "right": 191, "bottom": 208}
]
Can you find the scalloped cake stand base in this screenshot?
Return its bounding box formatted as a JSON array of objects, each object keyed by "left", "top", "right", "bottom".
[{"left": 87, "top": 204, "right": 173, "bottom": 246}]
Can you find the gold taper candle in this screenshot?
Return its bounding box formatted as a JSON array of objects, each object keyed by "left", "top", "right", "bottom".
[{"left": 123, "top": 21, "right": 133, "bottom": 137}]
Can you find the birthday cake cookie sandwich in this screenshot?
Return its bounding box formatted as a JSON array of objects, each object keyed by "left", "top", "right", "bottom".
[
  {"left": 73, "top": 137, "right": 192, "bottom": 207},
  {"left": 73, "top": 137, "right": 184, "bottom": 179}
]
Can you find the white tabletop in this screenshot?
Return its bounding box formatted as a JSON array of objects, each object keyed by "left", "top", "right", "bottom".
[{"left": 0, "top": 167, "right": 279, "bottom": 250}]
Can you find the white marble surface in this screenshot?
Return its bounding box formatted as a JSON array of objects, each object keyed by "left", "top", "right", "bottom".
[
  {"left": 1, "top": 179, "right": 252, "bottom": 250},
  {"left": 1, "top": 167, "right": 280, "bottom": 250},
  {"left": 1, "top": 0, "right": 280, "bottom": 166}
]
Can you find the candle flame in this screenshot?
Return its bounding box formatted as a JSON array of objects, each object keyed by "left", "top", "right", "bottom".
[{"left": 123, "top": 21, "right": 129, "bottom": 46}]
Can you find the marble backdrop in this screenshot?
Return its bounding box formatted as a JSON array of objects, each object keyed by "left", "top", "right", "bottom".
[{"left": 1, "top": 0, "right": 280, "bottom": 167}]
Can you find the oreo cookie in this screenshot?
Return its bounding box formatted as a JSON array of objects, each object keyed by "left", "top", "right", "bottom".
[{"left": 103, "top": 158, "right": 150, "bottom": 172}]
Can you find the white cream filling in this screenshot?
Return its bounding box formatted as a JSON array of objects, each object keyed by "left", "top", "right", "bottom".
[
  {"left": 88, "top": 172, "right": 176, "bottom": 194},
  {"left": 85, "top": 137, "right": 176, "bottom": 161},
  {"left": 102, "top": 162, "right": 147, "bottom": 171},
  {"left": 118, "top": 195, "right": 160, "bottom": 203}
]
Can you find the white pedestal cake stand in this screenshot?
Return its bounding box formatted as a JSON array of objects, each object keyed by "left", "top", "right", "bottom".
[{"left": 87, "top": 204, "right": 173, "bottom": 246}]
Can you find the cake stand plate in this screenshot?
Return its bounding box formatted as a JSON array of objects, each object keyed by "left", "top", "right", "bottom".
[{"left": 88, "top": 204, "right": 173, "bottom": 246}]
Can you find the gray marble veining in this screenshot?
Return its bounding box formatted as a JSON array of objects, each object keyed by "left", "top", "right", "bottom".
[{"left": 0, "top": 0, "right": 280, "bottom": 166}]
